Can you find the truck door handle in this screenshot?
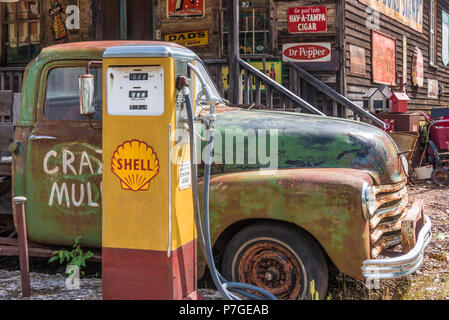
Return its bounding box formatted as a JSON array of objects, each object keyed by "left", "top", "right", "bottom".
[{"left": 29, "top": 135, "right": 57, "bottom": 141}]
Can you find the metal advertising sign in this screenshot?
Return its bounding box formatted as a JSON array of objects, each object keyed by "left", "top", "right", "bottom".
[
  {"left": 164, "top": 30, "right": 209, "bottom": 47},
  {"left": 111, "top": 140, "right": 160, "bottom": 192},
  {"left": 349, "top": 44, "right": 366, "bottom": 75},
  {"left": 167, "top": 0, "right": 205, "bottom": 18},
  {"left": 282, "top": 43, "right": 331, "bottom": 62},
  {"left": 222, "top": 61, "right": 283, "bottom": 90},
  {"left": 412, "top": 46, "right": 424, "bottom": 87},
  {"left": 372, "top": 30, "right": 396, "bottom": 85},
  {"left": 288, "top": 6, "right": 327, "bottom": 33},
  {"left": 359, "top": 0, "right": 423, "bottom": 33},
  {"left": 402, "top": 35, "right": 407, "bottom": 86},
  {"left": 443, "top": 10, "right": 449, "bottom": 66},
  {"left": 428, "top": 79, "right": 439, "bottom": 99}
]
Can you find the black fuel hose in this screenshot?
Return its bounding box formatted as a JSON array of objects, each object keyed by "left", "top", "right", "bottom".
[{"left": 183, "top": 87, "right": 277, "bottom": 300}]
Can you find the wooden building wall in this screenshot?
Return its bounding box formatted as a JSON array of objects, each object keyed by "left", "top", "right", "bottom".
[
  {"left": 41, "top": 0, "right": 93, "bottom": 47},
  {"left": 344, "top": 0, "right": 449, "bottom": 111}
]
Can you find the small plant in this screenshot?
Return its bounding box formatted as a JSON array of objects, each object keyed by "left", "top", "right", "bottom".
[{"left": 48, "top": 236, "right": 94, "bottom": 277}]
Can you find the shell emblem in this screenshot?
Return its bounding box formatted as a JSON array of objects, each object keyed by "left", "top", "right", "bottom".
[{"left": 111, "top": 139, "right": 160, "bottom": 191}]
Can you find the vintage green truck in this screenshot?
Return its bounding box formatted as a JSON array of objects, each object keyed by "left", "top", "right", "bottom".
[{"left": 4, "top": 41, "right": 431, "bottom": 300}]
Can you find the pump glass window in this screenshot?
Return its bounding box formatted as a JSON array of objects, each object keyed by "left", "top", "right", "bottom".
[
  {"left": 193, "top": 61, "right": 222, "bottom": 115},
  {"left": 44, "top": 67, "right": 102, "bottom": 121}
]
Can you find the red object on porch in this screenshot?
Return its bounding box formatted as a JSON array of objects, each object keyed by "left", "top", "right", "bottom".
[
  {"left": 390, "top": 92, "right": 410, "bottom": 113},
  {"left": 430, "top": 120, "right": 449, "bottom": 151},
  {"left": 381, "top": 119, "right": 395, "bottom": 132}
]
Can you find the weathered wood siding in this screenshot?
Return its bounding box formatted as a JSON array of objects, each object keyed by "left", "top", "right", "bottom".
[
  {"left": 41, "top": 0, "right": 93, "bottom": 47},
  {"left": 345, "top": 0, "right": 449, "bottom": 111}
]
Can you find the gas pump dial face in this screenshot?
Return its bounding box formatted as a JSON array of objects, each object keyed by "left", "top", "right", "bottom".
[{"left": 106, "top": 66, "right": 164, "bottom": 116}]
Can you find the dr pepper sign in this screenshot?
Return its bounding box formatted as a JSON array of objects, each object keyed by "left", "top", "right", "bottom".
[{"left": 288, "top": 6, "right": 327, "bottom": 33}]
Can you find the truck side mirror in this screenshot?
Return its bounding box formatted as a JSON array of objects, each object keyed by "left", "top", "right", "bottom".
[{"left": 79, "top": 73, "right": 96, "bottom": 116}]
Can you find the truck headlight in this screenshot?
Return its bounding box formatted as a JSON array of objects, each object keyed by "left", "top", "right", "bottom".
[
  {"left": 400, "top": 154, "right": 409, "bottom": 177},
  {"left": 361, "top": 182, "right": 376, "bottom": 219}
]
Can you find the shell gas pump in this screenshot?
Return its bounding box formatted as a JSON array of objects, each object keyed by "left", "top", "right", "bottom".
[
  {"left": 79, "top": 42, "right": 276, "bottom": 300},
  {"left": 99, "top": 44, "right": 199, "bottom": 300}
]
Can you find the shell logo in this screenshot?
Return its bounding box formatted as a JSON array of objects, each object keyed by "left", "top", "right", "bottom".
[{"left": 111, "top": 139, "right": 160, "bottom": 191}]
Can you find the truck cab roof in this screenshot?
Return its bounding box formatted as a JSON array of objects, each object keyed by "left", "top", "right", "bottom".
[{"left": 38, "top": 41, "right": 191, "bottom": 62}]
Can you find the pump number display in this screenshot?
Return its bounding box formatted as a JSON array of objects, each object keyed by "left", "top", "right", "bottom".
[
  {"left": 106, "top": 66, "right": 164, "bottom": 116},
  {"left": 129, "top": 73, "right": 149, "bottom": 80}
]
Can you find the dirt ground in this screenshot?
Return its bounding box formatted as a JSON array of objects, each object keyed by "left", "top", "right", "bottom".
[{"left": 0, "top": 181, "right": 447, "bottom": 300}]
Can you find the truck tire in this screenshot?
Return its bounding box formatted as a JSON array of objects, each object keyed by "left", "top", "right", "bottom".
[{"left": 222, "top": 223, "right": 328, "bottom": 300}]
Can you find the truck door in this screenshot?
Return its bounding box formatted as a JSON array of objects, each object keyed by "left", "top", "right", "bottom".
[{"left": 24, "top": 63, "right": 103, "bottom": 247}]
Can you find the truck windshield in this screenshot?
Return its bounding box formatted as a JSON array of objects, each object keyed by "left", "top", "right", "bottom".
[
  {"left": 194, "top": 60, "right": 222, "bottom": 101},
  {"left": 44, "top": 67, "right": 102, "bottom": 121}
]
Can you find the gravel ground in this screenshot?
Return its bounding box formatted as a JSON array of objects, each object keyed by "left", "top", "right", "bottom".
[
  {"left": 0, "top": 180, "right": 447, "bottom": 300},
  {"left": 0, "top": 270, "right": 102, "bottom": 300},
  {"left": 0, "top": 269, "right": 227, "bottom": 300}
]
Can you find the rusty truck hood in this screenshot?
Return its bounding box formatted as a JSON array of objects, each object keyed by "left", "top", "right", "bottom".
[{"left": 207, "top": 109, "right": 406, "bottom": 185}]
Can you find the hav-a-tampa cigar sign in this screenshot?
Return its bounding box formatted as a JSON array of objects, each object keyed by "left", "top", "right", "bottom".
[{"left": 288, "top": 6, "right": 327, "bottom": 33}]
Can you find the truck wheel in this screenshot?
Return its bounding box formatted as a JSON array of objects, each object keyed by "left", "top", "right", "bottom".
[{"left": 222, "top": 223, "right": 328, "bottom": 300}]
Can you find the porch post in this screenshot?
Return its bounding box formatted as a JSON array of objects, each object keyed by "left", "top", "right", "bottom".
[
  {"left": 227, "top": 0, "right": 241, "bottom": 104},
  {"left": 92, "top": 0, "right": 104, "bottom": 40},
  {"left": 120, "top": 0, "right": 128, "bottom": 40}
]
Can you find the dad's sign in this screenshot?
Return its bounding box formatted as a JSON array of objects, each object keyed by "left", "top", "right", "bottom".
[
  {"left": 282, "top": 43, "right": 331, "bottom": 62},
  {"left": 164, "top": 30, "right": 208, "bottom": 47},
  {"left": 288, "top": 6, "right": 327, "bottom": 33},
  {"left": 359, "top": 0, "right": 423, "bottom": 32}
]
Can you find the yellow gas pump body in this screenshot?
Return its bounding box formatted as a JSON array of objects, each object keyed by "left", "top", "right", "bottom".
[{"left": 101, "top": 44, "right": 199, "bottom": 300}]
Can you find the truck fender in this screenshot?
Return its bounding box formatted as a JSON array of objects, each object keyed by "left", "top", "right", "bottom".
[{"left": 199, "top": 167, "right": 373, "bottom": 280}]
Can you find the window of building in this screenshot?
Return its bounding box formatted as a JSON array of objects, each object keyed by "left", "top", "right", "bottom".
[
  {"left": 429, "top": 0, "right": 437, "bottom": 66},
  {"left": 102, "top": 0, "right": 154, "bottom": 41},
  {"left": 2, "top": 1, "right": 41, "bottom": 65},
  {"left": 221, "top": 0, "right": 270, "bottom": 56},
  {"left": 44, "top": 67, "right": 102, "bottom": 121}
]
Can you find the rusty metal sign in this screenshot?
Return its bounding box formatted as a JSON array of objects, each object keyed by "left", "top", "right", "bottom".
[
  {"left": 359, "top": 0, "right": 423, "bottom": 33},
  {"left": 349, "top": 45, "right": 366, "bottom": 76},
  {"left": 412, "top": 46, "right": 424, "bottom": 87},
  {"left": 167, "top": 0, "right": 205, "bottom": 18},
  {"left": 372, "top": 30, "right": 396, "bottom": 85},
  {"left": 428, "top": 79, "right": 439, "bottom": 99}
]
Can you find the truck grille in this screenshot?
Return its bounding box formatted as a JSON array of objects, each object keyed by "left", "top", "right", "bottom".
[{"left": 370, "top": 181, "right": 408, "bottom": 258}]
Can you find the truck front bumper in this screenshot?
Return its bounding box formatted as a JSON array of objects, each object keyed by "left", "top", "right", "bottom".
[{"left": 361, "top": 201, "right": 432, "bottom": 280}]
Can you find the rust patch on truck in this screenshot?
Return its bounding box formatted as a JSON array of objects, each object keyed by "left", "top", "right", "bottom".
[{"left": 401, "top": 200, "right": 425, "bottom": 253}]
